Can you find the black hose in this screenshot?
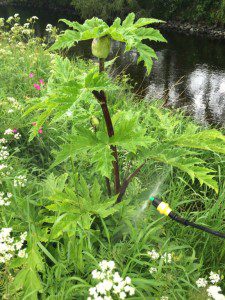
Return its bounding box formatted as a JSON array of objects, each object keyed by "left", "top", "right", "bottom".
[{"left": 169, "top": 211, "right": 225, "bottom": 239}]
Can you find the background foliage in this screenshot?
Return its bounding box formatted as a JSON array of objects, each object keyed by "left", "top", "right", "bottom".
[{"left": 2, "top": 0, "right": 225, "bottom": 25}]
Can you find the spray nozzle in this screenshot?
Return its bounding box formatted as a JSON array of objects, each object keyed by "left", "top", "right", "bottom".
[{"left": 149, "top": 196, "right": 172, "bottom": 216}]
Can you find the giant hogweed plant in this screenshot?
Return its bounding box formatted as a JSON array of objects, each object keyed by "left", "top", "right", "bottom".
[{"left": 27, "top": 13, "right": 225, "bottom": 203}]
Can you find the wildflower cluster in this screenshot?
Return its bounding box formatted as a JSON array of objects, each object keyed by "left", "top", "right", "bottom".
[
  {"left": 0, "top": 228, "right": 27, "bottom": 263},
  {"left": 88, "top": 260, "right": 135, "bottom": 299},
  {"left": 5, "top": 97, "right": 22, "bottom": 113},
  {"left": 14, "top": 175, "right": 27, "bottom": 188},
  {"left": 0, "top": 146, "right": 9, "bottom": 161},
  {"left": 4, "top": 128, "right": 21, "bottom": 140},
  {"left": 196, "top": 271, "right": 224, "bottom": 300},
  {"left": 0, "top": 192, "right": 12, "bottom": 206},
  {"left": 147, "top": 249, "right": 172, "bottom": 264}
]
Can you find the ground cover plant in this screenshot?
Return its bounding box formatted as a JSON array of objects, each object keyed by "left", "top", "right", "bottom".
[{"left": 0, "top": 13, "right": 224, "bottom": 300}]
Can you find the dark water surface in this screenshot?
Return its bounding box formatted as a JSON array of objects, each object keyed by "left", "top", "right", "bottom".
[{"left": 1, "top": 5, "right": 225, "bottom": 125}]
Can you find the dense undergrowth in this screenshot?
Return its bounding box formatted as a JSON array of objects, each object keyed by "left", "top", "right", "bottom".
[{"left": 0, "top": 13, "right": 224, "bottom": 300}]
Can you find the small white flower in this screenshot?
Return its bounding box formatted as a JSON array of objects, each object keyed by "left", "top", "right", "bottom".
[
  {"left": 147, "top": 249, "right": 160, "bottom": 260},
  {"left": 209, "top": 271, "right": 220, "bottom": 284},
  {"left": 119, "top": 291, "right": 126, "bottom": 299},
  {"left": 107, "top": 261, "right": 115, "bottom": 270},
  {"left": 102, "top": 279, "right": 113, "bottom": 291},
  {"left": 4, "top": 129, "right": 13, "bottom": 135},
  {"left": 196, "top": 277, "right": 208, "bottom": 288},
  {"left": 99, "top": 260, "right": 108, "bottom": 271},
  {"left": 96, "top": 282, "right": 107, "bottom": 295},
  {"left": 113, "top": 272, "right": 123, "bottom": 283},
  {"left": 161, "top": 252, "right": 172, "bottom": 264},
  {"left": 14, "top": 175, "right": 27, "bottom": 187},
  {"left": 149, "top": 267, "right": 157, "bottom": 274},
  {"left": 14, "top": 133, "right": 21, "bottom": 140},
  {"left": 207, "top": 285, "right": 225, "bottom": 300},
  {"left": 161, "top": 297, "right": 169, "bottom": 300},
  {"left": 18, "top": 249, "right": 27, "bottom": 258}
]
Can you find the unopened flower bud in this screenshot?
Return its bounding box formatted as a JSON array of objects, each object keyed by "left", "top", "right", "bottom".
[{"left": 92, "top": 35, "right": 111, "bottom": 59}]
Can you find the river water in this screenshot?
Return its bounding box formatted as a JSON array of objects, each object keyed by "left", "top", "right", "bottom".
[{"left": 1, "top": 5, "right": 225, "bottom": 125}]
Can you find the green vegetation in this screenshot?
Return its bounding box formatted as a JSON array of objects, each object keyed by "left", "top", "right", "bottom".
[
  {"left": 2, "top": 0, "right": 225, "bottom": 25},
  {"left": 0, "top": 12, "right": 225, "bottom": 300}
]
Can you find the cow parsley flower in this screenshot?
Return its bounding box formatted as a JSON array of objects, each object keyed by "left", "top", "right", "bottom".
[
  {"left": 0, "top": 146, "right": 9, "bottom": 161},
  {"left": 46, "top": 24, "right": 53, "bottom": 32},
  {"left": 161, "top": 252, "right": 172, "bottom": 264},
  {"left": 0, "top": 138, "right": 7, "bottom": 144},
  {"left": 149, "top": 267, "right": 157, "bottom": 274},
  {"left": 147, "top": 249, "right": 160, "bottom": 260},
  {"left": 14, "top": 133, "right": 21, "bottom": 140},
  {"left": 196, "top": 278, "right": 208, "bottom": 288},
  {"left": 0, "top": 192, "right": 12, "bottom": 206},
  {"left": 209, "top": 272, "right": 221, "bottom": 284},
  {"left": 14, "top": 175, "right": 27, "bottom": 187},
  {"left": 4, "top": 129, "right": 14, "bottom": 135},
  {"left": 0, "top": 228, "right": 27, "bottom": 263},
  {"left": 207, "top": 285, "right": 225, "bottom": 300},
  {"left": 88, "top": 260, "right": 135, "bottom": 299}
]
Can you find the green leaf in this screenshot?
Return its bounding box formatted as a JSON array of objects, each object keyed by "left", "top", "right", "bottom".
[
  {"left": 110, "top": 111, "right": 155, "bottom": 153},
  {"left": 92, "top": 144, "right": 114, "bottom": 178},
  {"left": 122, "top": 13, "right": 135, "bottom": 28},
  {"left": 136, "top": 27, "right": 167, "bottom": 43},
  {"left": 52, "top": 129, "right": 98, "bottom": 167},
  {"left": 134, "top": 17, "right": 165, "bottom": 28},
  {"left": 136, "top": 43, "right": 157, "bottom": 74},
  {"left": 50, "top": 30, "right": 80, "bottom": 51},
  {"left": 147, "top": 146, "right": 218, "bottom": 193}
]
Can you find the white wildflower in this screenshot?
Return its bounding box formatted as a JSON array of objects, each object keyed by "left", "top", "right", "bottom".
[
  {"left": 207, "top": 285, "right": 225, "bottom": 300},
  {"left": 89, "top": 260, "right": 135, "bottom": 299},
  {"left": 149, "top": 267, "right": 157, "bottom": 274},
  {"left": 4, "top": 129, "right": 14, "bottom": 135},
  {"left": 119, "top": 291, "right": 126, "bottom": 299},
  {"left": 0, "top": 192, "right": 12, "bottom": 206},
  {"left": 161, "top": 297, "right": 169, "bottom": 300},
  {"left": 0, "top": 139, "right": 7, "bottom": 144},
  {"left": 46, "top": 24, "right": 53, "bottom": 32},
  {"left": 147, "top": 249, "right": 160, "bottom": 260},
  {"left": 0, "top": 146, "right": 9, "bottom": 161},
  {"left": 196, "top": 277, "right": 208, "bottom": 288},
  {"left": 0, "top": 228, "right": 27, "bottom": 263},
  {"left": 209, "top": 272, "right": 221, "bottom": 284},
  {"left": 161, "top": 252, "right": 172, "bottom": 264},
  {"left": 14, "top": 175, "right": 27, "bottom": 187},
  {"left": 14, "top": 133, "right": 21, "bottom": 140}
]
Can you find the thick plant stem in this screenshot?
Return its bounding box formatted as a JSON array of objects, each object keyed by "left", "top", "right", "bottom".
[
  {"left": 99, "top": 58, "right": 105, "bottom": 72},
  {"left": 93, "top": 58, "right": 120, "bottom": 194},
  {"left": 92, "top": 89, "right": 121, "bottom": 194},
  {"left": 117, "top": 162, "right": 146, "bottom": 203},
  {"left": 106, "top": 177, "right": 112, "bottom": 196}
]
